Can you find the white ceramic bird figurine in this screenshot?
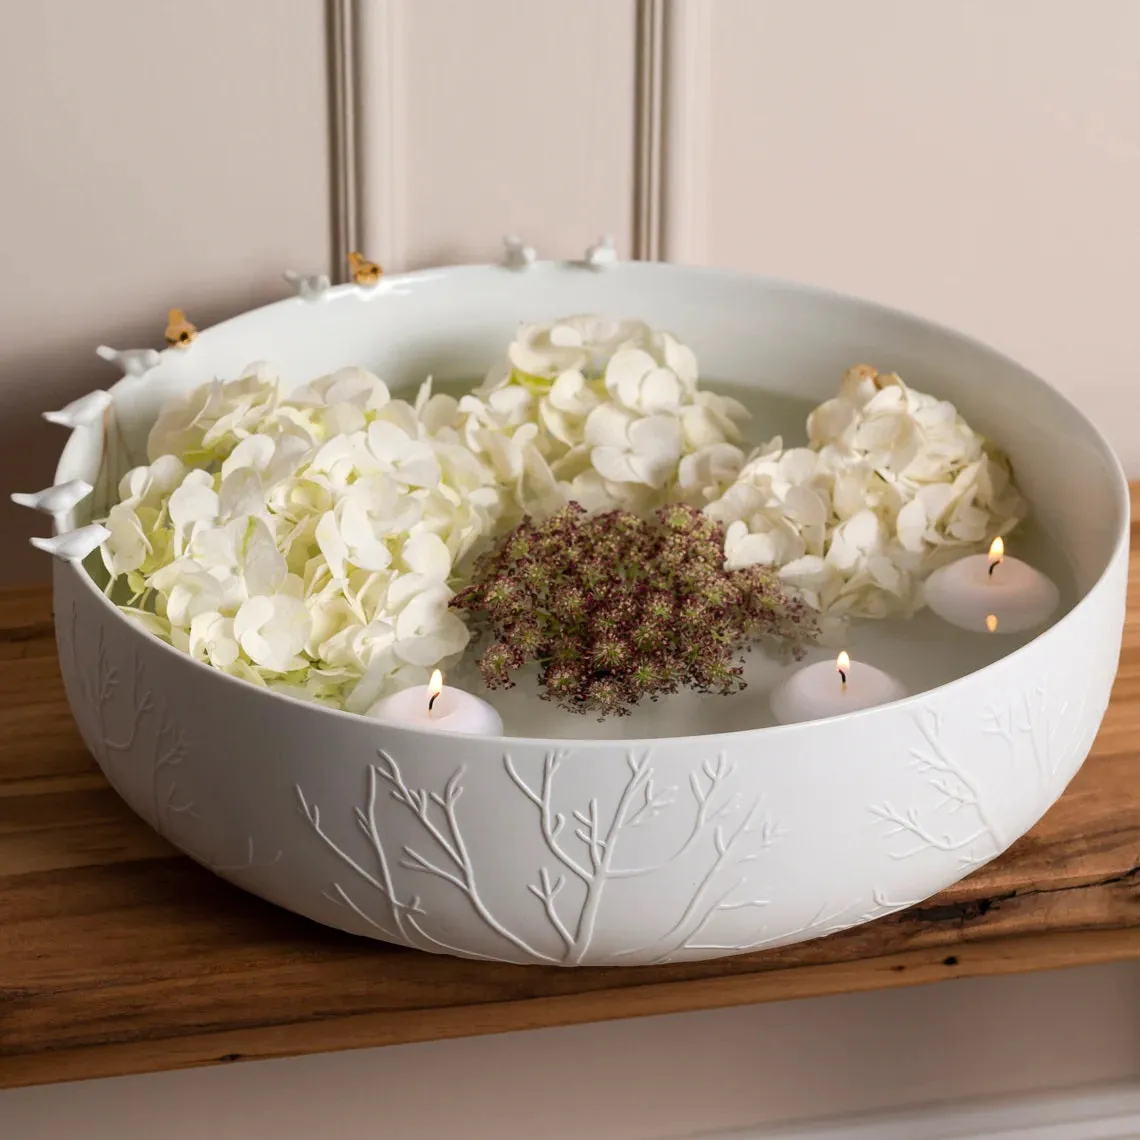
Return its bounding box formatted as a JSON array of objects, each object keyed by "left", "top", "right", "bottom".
[
  {"left": 585, "top": 234, "right": 618, "bottom": 268},
  {"left": 283, "top": 269, "right": 332, "bottom": 301},
  {"left": 43, "top": 390, "right": 113, "bottom": 428},
  {"left": 95, "top": 345, "right": 161, "bottom": 377},
  {"left": 30, "top": 524, "right": 110, "bottom": 562},
  {"left": 502, "top": 235, "right": 536, "bottom": 269},
  {"left": 11, "top": 480, "right": 94, "bottom": 515}
]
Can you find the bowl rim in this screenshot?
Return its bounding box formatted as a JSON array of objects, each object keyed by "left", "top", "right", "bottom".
[{"left": 54, "top": 259, "right": 1132, "bottom": 749}]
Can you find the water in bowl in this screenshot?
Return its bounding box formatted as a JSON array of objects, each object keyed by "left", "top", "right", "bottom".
[
  {"left": 84, "top": 378, "right": 1077, "bottom": 741},
  {"left": 445, "top": 380, "right": 1078, "bottom": 740}
]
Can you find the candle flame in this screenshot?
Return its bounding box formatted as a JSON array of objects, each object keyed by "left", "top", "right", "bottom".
[
  {"left": 836, "top": 651, "right": 850, "bottom": 687},
  {"left": 428, "top": 669, "right": 443, "bottom": 714},
  {"left": 985, "top": 614, "right": 998, "bottom": 632},
  {"left": 988, "top": 536, "right": 1005, "bottom": 564}
]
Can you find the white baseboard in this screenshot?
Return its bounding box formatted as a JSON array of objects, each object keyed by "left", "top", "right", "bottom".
[{"left": 684, "top": 1082, "right": 1140, "bottom": 1140}]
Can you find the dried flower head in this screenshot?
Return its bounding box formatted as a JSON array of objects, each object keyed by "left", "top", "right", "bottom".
[{"left": 451, "top": 502, "right": 817, "bottom": 717}]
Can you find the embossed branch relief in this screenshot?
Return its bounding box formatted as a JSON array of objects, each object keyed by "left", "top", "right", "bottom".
[
  {"left": 984, "top": 679, "right": 1101, "bottom": 792},
  {"left": 871, "top": 673, "right": 1101, "bottom": 870},
  {"left": 871, "top": 708, "right": 1008, "bottom": 868},
  {"left": 63, "top": 604, "right": 279, "bottom": 879},
  {"left": 297, "top": 750, "right": 791, "bottom": 966}
]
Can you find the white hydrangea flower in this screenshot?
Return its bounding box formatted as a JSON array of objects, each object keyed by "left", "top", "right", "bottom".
[
  {"left": 150, "top": 559, "right": 236, "bottom": 627},
  {"left": 538, "top": 370, "right": 600, "bottom": 447},
  {"left": 112, "top": 358, "right": 504, "bottom": 707},
  {"left": 458, "top": 316, "right": 748, "bottom": 519},
  {"left": 711, "top": 441, "right": 830, "bottom": 571},
  {"left": 233, "top": 594, "right": 310, "bottom": 672},
  {"left": 148, "top": 365, "right": 279, "bottom": 463},
  {"left": 315, "top": 474, "right": 424, "bottom": 576},
  {"left": 101, "top": 503, "right": 152, "bottom": 577},
  {"left": 390, "top": 579, "right": 470, "bottom": 667},
  {"left": 105, "top": 337, "right": 1029, "bottom": 718},
  {"left": 682, "top": 390, "right": 750, "bottom": 450},
  {"left": 118, "top": 455, "right": 187, "bottom": 511},
  {"left": 168, "top": 469, "right": 219, "bottom": 555},
  {"left": 604, "top": 349, "right": 692, "bottom": 415},
  {"left": 585, "top": 405, "right": 684, "bottom": 488},
  {"left": 287, "top": 367, "right": 391, "bottom": 439},
  {"left": 352, "top": 418, "right": 441, "bottom": 488},
  {"left": 505, "top": 315, "right": 658, "bottom": 381},
  {"left": 677, "top": 442, "right": 747, "bottom": 506},
  {"left": 708, "top": 365, "right": 1026, "bottom": 620},
  {"left": 188, "top": 611, "right": 240, "bottom": 668}
]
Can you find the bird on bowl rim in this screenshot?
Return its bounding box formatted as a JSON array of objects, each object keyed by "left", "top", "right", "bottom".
[
  {"left": 164, "top": 309, "right": 197, "bottom": 348},
  {"left": 348, "top": 251, "right": 383, "bottom": 286}
]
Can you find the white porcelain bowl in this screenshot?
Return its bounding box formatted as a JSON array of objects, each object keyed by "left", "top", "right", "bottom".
[{"left": 48, "top": 262, "right": 1128, "bottom": 966}]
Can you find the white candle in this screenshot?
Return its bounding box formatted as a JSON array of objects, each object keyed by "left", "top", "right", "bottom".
[
  {"left": 924, "top": 537, "right": 1059, "bottom": 635},
  {"left": 770, "top": 651, "right": 907, "bottom": 725},
  {"left": 370, "top": 670, "right": 503, "bottom": 735}
]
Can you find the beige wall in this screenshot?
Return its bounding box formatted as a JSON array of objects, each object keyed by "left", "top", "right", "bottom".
[
  {"left": 0, "top": 0, "right": 332, "bottom": 581},
  {"left": 1, "top": 1, "right": 1138, "bottom": 1135},
  {"left": 358, "top": 0, "right": 639, "bottom": 269},
  {"left": 7, "top": 0, "right": 1140, "bottom": 581},
  {"left": 678, "top": 0, "right": 1140, "bottom": 467}
]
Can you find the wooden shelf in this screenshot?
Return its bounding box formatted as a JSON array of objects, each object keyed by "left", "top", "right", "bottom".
[{"left": 2, "top": 496, "right": 1139, "bottom": 1090}]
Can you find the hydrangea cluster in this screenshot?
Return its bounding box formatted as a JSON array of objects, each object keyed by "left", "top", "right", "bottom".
[
  {"left": 451, "top": 502, "right": 817, "bottom": 717},
  {"left": 706, "top": 365, "right": 1026, "bottom": 619},
  {"left": 455, "top": 315, "right": 750, "bottom": 526},
  {"left": 95, "top": 322, "right": 1029, "bottom": 720},
  {"left": 101, "top": 364, "right": 503, "bottom": 715}
]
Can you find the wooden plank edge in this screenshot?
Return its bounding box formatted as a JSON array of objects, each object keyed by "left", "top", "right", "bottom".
[{"left": 3, "top": 926, "right": 1139, "bottom": 1091}]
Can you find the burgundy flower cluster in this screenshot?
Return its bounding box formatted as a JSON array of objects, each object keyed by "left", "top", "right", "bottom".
[{"left": 451, "top": 502, "right": 817, "bottom": 718}]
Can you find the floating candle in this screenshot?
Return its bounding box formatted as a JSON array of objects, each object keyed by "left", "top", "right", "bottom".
[
  {"left": 924, "top": 538, "right": 1059, "bottom": 635},
  {"left": 770, "top": 651, "right": 907, "bottom": 725},
  {"left": 369, "top": 669, "right": 503, "bottom": 735}
]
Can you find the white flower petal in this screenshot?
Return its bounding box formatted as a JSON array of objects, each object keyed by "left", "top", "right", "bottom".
[
  {"left": 315, "top": 511, "right": 349, "bottom": 579},
  {"left": 101, "top": 504, "right": 151, "bottom": 575},
  {"left": 549, "top": 324, "right": 584, "bottom": 348},
  {"left": 639, "top": 368, "right": 685, "bottom": 414},
  {"left": 401, "top": 532, "right": 452, "bottom": 580},
  {"left": 896, "top": 496, "right": 928, "bottom": 553},
  {"left": 234, "top": 594, "right": 309, "bottom": 672},
  {"left": 218, "top": 468, "right": 266, "bottom": 521},
  {"left": 189, "top": 611, "right": 240, "bottom": 668},
  {"left": 584, "top": 404, "right": 635, "bottom": 448},
  {"left": 627, "top": 415, "right": 683, "bottom": 461},
  {"left": 661, "top": 335, "right": 698, "bottom": 388},
  {"left": 591, "top": 446, "right": 639, "bottom": 484},
  {"left": 605, "top": 348, "right": 655, "bottom": 407},
  {"left": 241, "top": 517, "right": 287, "bottom": 596},
  {"left": 221, "top": 435, "right": 275, "bottom": 479}
]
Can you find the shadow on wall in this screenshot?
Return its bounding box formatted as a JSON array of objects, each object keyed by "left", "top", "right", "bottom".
[{"left": 2, "top": 285, "right": 289, "bottom": 585}]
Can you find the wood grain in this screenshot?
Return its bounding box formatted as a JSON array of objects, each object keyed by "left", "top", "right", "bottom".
[{"left": 2, "top": 504, "right": 1138, "bottom": 1090}]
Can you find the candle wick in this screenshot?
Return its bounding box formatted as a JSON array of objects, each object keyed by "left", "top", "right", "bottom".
[
  {"left": 838, "top": 668, "right": 847, "bottom": 687},
  {"left": 428, "top": 691, "right": 439, "bottom": 713},
  {"left": 988, "top": 558, "right": 1001, "bottom": 577}
]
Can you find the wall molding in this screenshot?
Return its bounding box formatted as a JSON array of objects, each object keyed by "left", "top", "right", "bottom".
[
  {"left": 682, "top": 1082, "right": 1140, "bottom": 1140},
  {"left": 353, "top": 0, "right": 407, "bottom": 272},
  {"left": 340, "top": 0, "right": 662, "bottom": 270},
  {"left": 327, "top": 0, "right": 360, "bottom": 280},
  {"left": 661, "top": 0, "right": 713, "bottom": 266},
  {"left": 633, "top": 0, "right": 666, "bottom": 260}
]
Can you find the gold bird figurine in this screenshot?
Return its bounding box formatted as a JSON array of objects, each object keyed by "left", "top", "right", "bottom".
[
  {"left": 348, "top": 251, "right": 382, "bottom": 285},
  {"left": 165, "top": 308, "right": 198, "bottom": 348}
]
